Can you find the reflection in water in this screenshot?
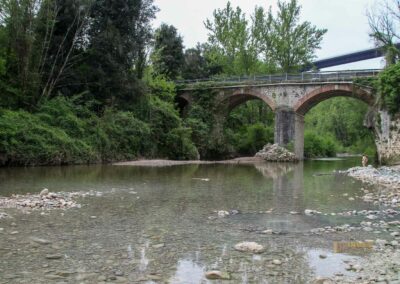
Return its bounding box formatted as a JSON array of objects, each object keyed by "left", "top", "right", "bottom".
[
  {"left": 139, "top": 241, "right": 150, "bottom": 272},
  {"left": 306, "top": 248, "right": 360, "bottom": 277},
  {"left": 0, "top": 158, "right": 390, "bottom": 283},
  {"left": 170, "top": 259, "right": 205, "bottom": 284}
]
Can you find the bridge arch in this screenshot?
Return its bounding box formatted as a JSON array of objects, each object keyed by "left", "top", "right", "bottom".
[
  {"left": 217, "top": 89, "right": 276, "bottom": 114},
  {"left": 294, "top": 84, "right": 375, "bottom": 116}
]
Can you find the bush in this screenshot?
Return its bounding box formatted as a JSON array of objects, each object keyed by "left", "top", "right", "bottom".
[
  {"left": 165, "top": 127, "right": 199, "bottom": 160},
  {"left": 0, "top": 109, "right": 96, "bottom": 166},
  {"left": 304, "top": 132, "right": 337, "bottom": 158},
  {"left": 99, "top": 109, "right": 151, "bottom": 161},
  {"left": 378, "top": 62, "right": 400, "bottom": 115},
  {"left": 234, "top": 123, "right": 274, "bottom": 155}
]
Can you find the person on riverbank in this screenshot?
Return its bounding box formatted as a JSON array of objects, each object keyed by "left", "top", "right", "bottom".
[{"left": 362, "top": 155, "right": 368, "bottom": 167}]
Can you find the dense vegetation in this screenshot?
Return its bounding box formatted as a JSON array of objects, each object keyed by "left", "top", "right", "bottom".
[{"left": 0, "top": 0, "right": 398, "bottom": 165}]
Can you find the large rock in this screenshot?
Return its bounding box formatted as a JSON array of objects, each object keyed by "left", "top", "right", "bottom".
[
  {"left": 255, "top": 144, "right": 298, "bottom": 162},
  {"left": 234, "top": 242, "right": 264, "bottom": 253}
]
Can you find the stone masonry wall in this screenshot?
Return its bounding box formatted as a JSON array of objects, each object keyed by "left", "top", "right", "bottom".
[{"left": 376, "top": 110, "right": 400, "bottom": 165}]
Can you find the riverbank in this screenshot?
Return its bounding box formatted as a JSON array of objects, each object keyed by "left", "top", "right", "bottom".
[
  {"left": 334, "top": 165, "right": 400, "bottom": 283},
  {"left": 113, "top": 157, "right": 265, "bottom": 166}
]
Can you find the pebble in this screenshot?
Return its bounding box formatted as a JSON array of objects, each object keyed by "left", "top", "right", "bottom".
[
  {"left": 205, "top": 271, "right": 230, "bottom": 280},
  {"left": 29, "top": 237, "right": 52, "bottom": 245},
  {"left": 45, "top": 254, "right": 63, "bottom": 260},
  {"left": 272, "top": 259, "right": 282, "bottom": 265}
]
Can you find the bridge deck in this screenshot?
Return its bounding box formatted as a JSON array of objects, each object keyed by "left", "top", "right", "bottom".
[{"left": 177, "top": 69, "right": 381, "bottom": 90}]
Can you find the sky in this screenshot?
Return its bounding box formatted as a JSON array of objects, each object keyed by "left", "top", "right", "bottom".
[{"left": 153, "top": 0, "right": 385, "bottom": 70}]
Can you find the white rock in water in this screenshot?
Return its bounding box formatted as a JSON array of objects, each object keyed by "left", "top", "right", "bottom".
[
  {"left": 40, "top": 188, "right": 49, "bottom": 196},
  {"left": 272, "top": 259, "right": 282, "bottom": 265},
  {"left": 217, "top": 210, "right": 229, "bottom": 217},
  {"left": 305, "top": 209, "right": 318, "bottom": 215},
  {"left": 234, "top": 242, "right": 264, "bottom": 253}
]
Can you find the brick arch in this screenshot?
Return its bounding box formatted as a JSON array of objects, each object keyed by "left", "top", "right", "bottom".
[
  {"left": 294, "top": 84, "right": 375, "bottom": 115},
  {"left": 218, "top": 89, "right": 276, "bottom": 114}
]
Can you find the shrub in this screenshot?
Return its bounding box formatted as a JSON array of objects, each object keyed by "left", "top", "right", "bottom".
[
  {"left": 304, "top": 132, "right": 337, "bottom": 158},
  {"left": 0, "top": 109, "right": 96, "bottom": 166}
]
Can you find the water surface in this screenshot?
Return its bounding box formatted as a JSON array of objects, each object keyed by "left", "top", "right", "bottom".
[{"left": 0, "top": 159, "right": 389, "bottom": 283}]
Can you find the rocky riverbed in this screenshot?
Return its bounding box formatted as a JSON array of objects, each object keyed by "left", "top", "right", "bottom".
[
  {"left": 326, "top": 165, "right": 400, "bottom": 284},
  {"left": 1, "top": 160, "right": 400, "bottom": 283}
]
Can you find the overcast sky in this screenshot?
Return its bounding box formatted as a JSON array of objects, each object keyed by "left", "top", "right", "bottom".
[{"left": 153, "top": 0, "right": 385, "bottom": 70}]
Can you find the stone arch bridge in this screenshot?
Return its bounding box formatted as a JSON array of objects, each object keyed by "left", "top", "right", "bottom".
[{"left": 177, "top": 70, "right": 379, "bottom": 159}]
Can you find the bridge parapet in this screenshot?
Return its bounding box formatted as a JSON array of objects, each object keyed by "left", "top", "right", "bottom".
[{"left": 176, "top": 69, "right": 381, "bottom": 90}]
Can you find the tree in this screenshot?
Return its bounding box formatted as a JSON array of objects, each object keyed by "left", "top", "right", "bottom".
[
  {"left": 367, "top": 0, "right": 400, "bottom": 65},
  {"left": 151, "top": 23, "right": 184, "bottom": 80},
  {"left": 204, "top": 0, "right": 326, "bottom": 75},
  {"left": 85, "top": 0, "right": 157, "bottom": 108},
  {"left": 181, "top": 43, "right": 223, "bottom": 79},
  {"left": 377, "top": 62, "right": 400, "bottom": 114},
  {"left": 0, "top": 0, "right": 92, "bottom": 108},
  {"left": 265, "top": 0, "right": 327, "bottom": 72},
  {"left": 204, "top": 2, "right": 259, "bottom": 75}
]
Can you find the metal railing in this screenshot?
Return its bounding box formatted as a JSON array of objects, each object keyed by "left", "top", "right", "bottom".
[{"left": 176, "top": 69, "right": 382, "bottom": 87}]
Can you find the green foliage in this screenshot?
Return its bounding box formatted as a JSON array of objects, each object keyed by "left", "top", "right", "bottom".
[
  {"left": 305, "top": 97, "right": 376, "bottom": 157},
  {"left": 304, "top": 132, "right": 337, "bottom": 158},
  {"left": 152, "top": 24, "right": 184, "bottom": 80},
  {"left": 377, "top": 62, "right": 400, "bottom": 115},
  {"left": 264, "top": 0, "right": 327, "bottom": 72},
  {"left": 181, "top": 44, "right": 223, "bottom": 79},
  {"left": 165, "top": 127, "right": 199, "bottom": 160},
  {"left": 204, "top": 0, "right": 326, "bottom": 75},
  {"left": 0, "top": 108, "right": 96, "bottom": 166},
  {"left": 233, "top": 123, "right": 274, "bottom": 155}
]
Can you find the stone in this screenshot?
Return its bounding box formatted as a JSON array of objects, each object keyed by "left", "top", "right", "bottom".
[
  {"left": 234, "top": 242, "right": 264, "bottom": 254},
  {"left": 45, "top": 254, "right": 63, "bottom": 260},
  {"left": 205, "top": 271, "right": 231, "bottom": 280},
  {"left": 56, "top": 271, "right": 75, "bottom": 277},
  {"left": 217, "top": 210, "right": 229, "bottom": 217},
  {"left": 114, "top": 270, "right": 124, "bottom": 276},
  {"left": 40, "top": 188, "right": 49, "bottom": 196},
  {"left": 319, "top": 254, "right": 327, "bottom": 259},
  {"left": 255, "top": 143, "right": 298, "bottom": 162},
  {"left": 29, "top": 237, "right": 52, "bottom": 245},
  {"left": 272, "top": 259, "right": 282, "bottom": 265},
  {"left": 312, "top": 277, "right": 335, "bottom": 284},
  {"left": 261, "top": 229, "right": 273, "bottom": 234},
  {"left": 152, "top": 243, "right": 165, "bottom": 249},
  {"left": 305, "top": 209, "right": 319, "bottom": 215}
]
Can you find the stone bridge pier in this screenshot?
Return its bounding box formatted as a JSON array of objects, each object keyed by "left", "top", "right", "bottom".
[
  {"left": 274, "top": 107, "right": 304, "bottom": 159},
  {"left": 179, "top": 82, "right": 377, "bottom": 161}
]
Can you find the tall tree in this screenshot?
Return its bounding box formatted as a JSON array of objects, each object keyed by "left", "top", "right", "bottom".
[
  {"left": 86, "top": 0, "right": 157, "bottom": 107},
  {"left": 181, "top": 43, "right": 223, "bottom": 79},
  {"left": 204, "top": 2, "right": 259, "bottom": 75},
  {"left": 367, "top": 0, "right": 400, "bottom": 65},
  {"left": 151, "top": 23, "right": 184, "bottom": 80},
  {"left": 266, "top": 0, "right": 327, "bottom": 72}
]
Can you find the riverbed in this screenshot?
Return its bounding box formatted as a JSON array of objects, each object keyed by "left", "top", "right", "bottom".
[{"left": 0, "top": 158, "right": 399, "bottom": 283}]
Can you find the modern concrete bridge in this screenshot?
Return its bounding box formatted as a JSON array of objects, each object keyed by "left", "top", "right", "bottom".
[{"left": 177, "top": 69, "right": 380, "bottom": 159}]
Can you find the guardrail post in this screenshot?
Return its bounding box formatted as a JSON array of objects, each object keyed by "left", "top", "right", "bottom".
[
  {"left": 269, "top": 75, "right": 271, "bottom": 82},
  {"left": 301, "top": 73, "right": 304, "bottom": 81},
  {"left": 285, "top": 73, "right": 288, "bottom": 81}
]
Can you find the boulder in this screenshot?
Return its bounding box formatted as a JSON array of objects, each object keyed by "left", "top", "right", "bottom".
[
  {"left": 234, "top": 242, "right": 264, "bottom": 253},
  {"left": 255, "top": 144, "right": 298, "bottom": 162}
]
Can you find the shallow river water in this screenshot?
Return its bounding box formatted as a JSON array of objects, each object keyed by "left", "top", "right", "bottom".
[{"left": 0, "top": 159, "right": 395, "bottom": 283}]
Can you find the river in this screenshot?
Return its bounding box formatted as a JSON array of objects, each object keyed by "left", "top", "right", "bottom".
[{"left": 0, "top": 158, "right": 395, "bottom": 283}]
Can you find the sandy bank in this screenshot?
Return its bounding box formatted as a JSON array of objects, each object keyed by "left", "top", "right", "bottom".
[{"left": 113, "top": 157, "right": 265, "bottom": 167}]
